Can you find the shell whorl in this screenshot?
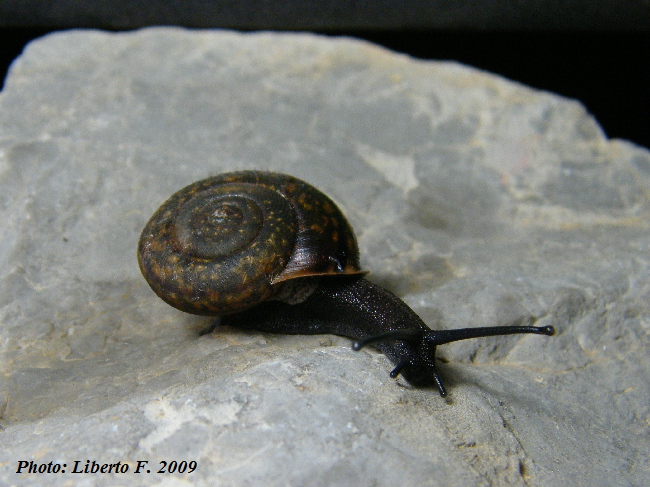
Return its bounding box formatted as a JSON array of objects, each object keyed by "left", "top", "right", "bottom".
[{"left": 137, "top": 171, "right": 363, "bottom": 315}]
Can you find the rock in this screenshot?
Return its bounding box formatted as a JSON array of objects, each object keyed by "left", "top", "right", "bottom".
[{"left": 1, "top": 28, "right": 648, "bottom": 486}]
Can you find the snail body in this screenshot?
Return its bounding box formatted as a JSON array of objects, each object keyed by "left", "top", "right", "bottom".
[{"left": 138, "top": 170, "right": 554, "bottom": 397}]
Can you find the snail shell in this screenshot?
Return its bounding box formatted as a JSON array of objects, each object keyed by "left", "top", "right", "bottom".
[{"left": 138, "top": 171, "right": 363, "bottom": 315}]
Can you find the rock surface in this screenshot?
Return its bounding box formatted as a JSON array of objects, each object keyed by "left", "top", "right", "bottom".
[{"left": 1, "top": 28, "right": 649, "bottom": 486}]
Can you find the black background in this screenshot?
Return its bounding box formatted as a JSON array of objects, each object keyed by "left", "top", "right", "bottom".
[{"left": 1, "top": 28, "right": 648, "bottom": 148}]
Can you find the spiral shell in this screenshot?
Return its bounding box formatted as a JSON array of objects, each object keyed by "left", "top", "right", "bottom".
[{"left": 137, "top": 171, "right": 363, "bottom": 315}]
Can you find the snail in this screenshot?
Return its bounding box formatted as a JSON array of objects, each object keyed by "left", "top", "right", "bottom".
[{"left": 138, "top": 170, "right": 554, "bottom": 397}]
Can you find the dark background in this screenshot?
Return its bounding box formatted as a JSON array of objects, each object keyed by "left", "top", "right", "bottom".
[{"left": 1, "top": 0, "right": 648, "bottom": 148}]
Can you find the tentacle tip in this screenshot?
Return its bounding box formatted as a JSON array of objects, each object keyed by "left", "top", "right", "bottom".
[{"left": 542, "top": 325, "right": 555, "bottom": 336}]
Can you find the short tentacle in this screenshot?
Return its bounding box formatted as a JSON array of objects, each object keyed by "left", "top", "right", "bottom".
[
  {"left": 389, "top": 360, "right": 410, "bottom": 378},
  {"left": 431, "top": 368, "right": 447, "bottom": 397}
]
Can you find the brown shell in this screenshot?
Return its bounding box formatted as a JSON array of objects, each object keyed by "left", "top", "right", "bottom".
[{"left": 137, "top": 171, "right": 364, "bottom": 315}]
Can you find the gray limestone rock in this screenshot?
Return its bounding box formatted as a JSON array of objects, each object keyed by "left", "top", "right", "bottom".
[{"left": 1, "top": 28, "right": 649, "bottom": 486}]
